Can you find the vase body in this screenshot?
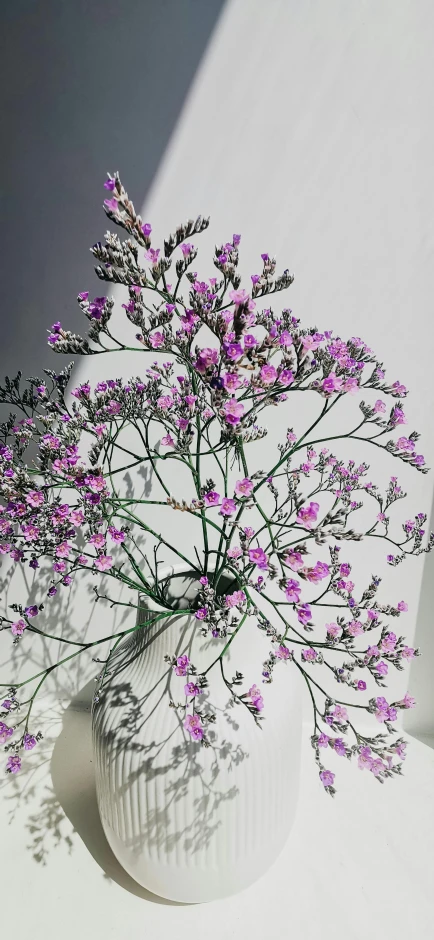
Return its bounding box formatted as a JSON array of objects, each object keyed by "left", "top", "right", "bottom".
[{"left": 92, "top": 566, "right": 302, "bottom": 902}]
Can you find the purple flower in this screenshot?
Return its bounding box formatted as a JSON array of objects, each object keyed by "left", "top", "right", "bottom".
[
  {"left": 322, "top": 373, "right": 343, "bottom": 395},
  {"left": 319, "top": 769, "right": 335, "bottom": 788},
  {"left": 184, "top": 713, "right": 204, "bottom": 741},
  {"left": 104, "top": 178, "right": 116, "bottom": 191},
  {"left": 104, "top": 197, "right": 118, "bottom": 212},
  {"left": 23, "top": 733, "right": 37, "bottom": 750},
  {"left": 225, "top": 590, "right": 246, "bottom": 609},
  {"left": 24, "top": 605, "right": 38, "bottom": 618},
  {"left": 0, "top": 722, "right": 13, "bottom": 744},
  {"left": 195, "top": 607, "right": 208, "bottom": 621},
  {"left": 220, "top": 497, "right": 237, "bottom": 516},
  {"left": 234, "top": 477, "right": 253, "bottom": 497},
  {"left": 6, "top": 755, "right": 21, "bottom": 774},
  {"left": 302, "top": 648, "right": 318, "bottom": 662},
  {"left": 204, "top": 490, "right": 220, "bottom": 507},
  {"left": 275, "top": 645, "right": 291, "bottom": 661},
  {"left": 223, "top": 398, "right": 245, "bottom": 426},
  {"left": 11, "top": 619, "right": 27, "bottom": 637},
  {"left": 285, "top": 579, "right": 301, "bottom": 603},
  {"left": 141, "top": 222, "right": 152, "bottom": 237},
  {"left": 296, "top": 501, "right": 319, "bottom": 529},
  {"left": 333, "top": 738, "right": 346, "bottom": 757},
  {"left": 184, "top": 682, "right": 200, "bottom": 697},
  {"left": 248, "top": 684, "right": 264, "bottom": 711},
  {"left": 248, "top": 546, "right": 268, "bottom": 569},
  {"left": 149, "top": 331, "right": 165, "bottom": 349},
  {"left": 175, "top": 655, "right": 190, "bottom": 677},
  {"left": 94, "top": 555, "right": 113, "bottom": 572},
  {"left": 297, "top": 603, "right": 312, "bottom": 626},
  {"left": 318, "top": 733, "right": 329, "bottom": 748},
  {"left": 260, "top": 364, "right": 278, "bottom": 385}
]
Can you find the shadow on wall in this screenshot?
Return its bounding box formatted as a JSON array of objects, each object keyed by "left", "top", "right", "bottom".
[
  {"left": 0, "top": 0, "right": 226, "bottom": 379},
  {"left": 404, "top": 496, "right": 434, "bottom": 747},
  {"left": 51, "top": 679, "right": 185, "bottom": 905}
]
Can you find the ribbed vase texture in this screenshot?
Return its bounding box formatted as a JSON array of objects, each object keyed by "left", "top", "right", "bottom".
[{"left": 92, "top": 568, "right": 302, "bottom": 902}]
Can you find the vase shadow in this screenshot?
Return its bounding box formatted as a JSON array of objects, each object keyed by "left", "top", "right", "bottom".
[{"left": 50, "top": 678, "right": 185, "bottom": 905}]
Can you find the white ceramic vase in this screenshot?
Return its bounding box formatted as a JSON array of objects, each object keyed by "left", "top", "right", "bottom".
[{"left": 92, "top": 565, "right": 302, "bottom": 903}]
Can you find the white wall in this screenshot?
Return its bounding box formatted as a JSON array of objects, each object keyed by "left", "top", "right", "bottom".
[
  {"left": 2, "top": 0, "right": 433, "bottom": 732},
  {"left": 73, "top": 0, "right": 434, "bottom": 723}
]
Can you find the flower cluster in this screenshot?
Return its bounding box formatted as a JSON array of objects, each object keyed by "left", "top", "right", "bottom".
[{"left": 0, "top": 172, "right": 431, "bottom": 798}]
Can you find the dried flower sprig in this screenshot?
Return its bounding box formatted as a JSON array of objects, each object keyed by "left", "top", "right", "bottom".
[{"left": 0, "top": 172, "right": 431, "bottom": 797}]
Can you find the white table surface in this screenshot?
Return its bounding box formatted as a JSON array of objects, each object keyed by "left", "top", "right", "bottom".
[{"left": 1, "top": 687, "right": 433, "bottom": 939}]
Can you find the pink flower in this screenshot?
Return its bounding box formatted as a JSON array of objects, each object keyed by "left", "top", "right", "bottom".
[
  {"left": 11, "top": 619, "right": 27, "bottom": 637},
  {"left": 56, "top": 541, "right": 71, "bottom": 557},
  {"left": 279, "top": 330, "right": 293, "bottom": 347},
  {"left": 248, "top": 547, "right": 268, "bottom": 569},
  {"left": 391, "top": 406, "right": 406, "bottom": 426},
  {"left": 204, "top": 490, "right": 220, "bottom": 507},
  {"left": 285, "top": 578, "right": 301, "bottom": 603},
  {"left": 0, "top": 722, "right": 13, "bottom": 744},
  {"left": 318, "top": 733, "right": 329, "bottom": 748},
  {"left": 343, "top": 377, "right": 359, "bottom": 394},
  {"left": 279, "top": 368, "right": 294, "bottom": 386},
  {"left": 326, "top": 622, "right": 342, "bottom": 639},
  {"left": 346, "top": 620, "right": 363, "bottom": 637},
  {"left": 357, "top": 680, "right": 367, "bottom": 691},
  {"left": 322, "top": 373, "right": 343, "bottom": 395},
  {"left": 94, "top": 554, "right": 113, "bottom": 572},
  {"left": 184, "top": 713, "right": 204, "bottom": 741},
  {"left": 235, "top": 478, "right": 253, "bottom": 497},
  {"left": 26, "top": 491, "right": 44, "bottom": 508},
  {"left": 149, "top": 331, "right": 165, "bottom": 348},
  {"left": 229, "top": 288, "right": 255, "bottom": 312},
  {"left": 53, "top": 560, "right": 66, "bottom": 573},
  {"left": 319, "top": 770, "right": 335, "bottom": 788},
  {"left": 396, "top": 437, "right": 415, "bottom": 452},
  {"left": 331, "top": 704, "right": 348, "bottom": 724},
  {"left": 23, "top": 733, "right": 37, "bottom": 750},
  {"left": 161, "top": 434, "right": 175, "bottom": 447},
  {"left": 399, "top": 692, "right": 416, "bottom": 709},
  {"left": 275, "top": 645, "right": 291, "bottom": 661},
  {"left": 376, "top": 661, "right": 389, "bottom": 676},
  {"left": 227, "top": 546, "right": 242, "bottom": 559},
  {"left": 260, "top": 364, "right": 278, "bottom": 385},
  {"left": 69, "top": 509, "right": 85, "bottom": 526},
  {"left": 220, "top": 497, "right": 237, "bottom": 516},
  {"left": 305, "top": 561, "right": 329, "bottom": 583},
  {"left": 358, "top": 746, "right": 373, "bottom": 771},
  {"left": 89, "top": 533, "right": 105, "bottom": 549},
  {"left": 302, "top": 648, "right": 318, "bottom": 662},
  {"left": 225, "top": 590, "right": 246, "bottom": 609},
  {"left": 195, "top": 347, "right": 218, "bottom": 373},
  {"left": 374, "top": 400, "right": 386, "bottom": 413},
  {"left": 401, "top": 646, "right": 415, "bottom": 660},
  {"left": 381, "top": 632, "right": 397, "bottom": 652},
  {"left": 248, "top": 684, "right": 264, "bottom": 712},
  {"left": 184, "top": 682, "right": 200, "bottom": 697},
  {"left": 397, "top": 600, "right": 408, "bottom": 612},
  {"left": 6, "top": 755, "right": 21, "bottom": 774},
  {"left": 195, "top": 607, "right": 208, "bottom": 621},
  {"left": 284, "top": 551, "right": 304, "bottom": 571},
  {"left": 223, "top": 398, "right": 245, "bottom": 425},
  {"left": 175, "top": 655, "right": 190, "bottom": 676},
  {"left": 297, "top": 603, "right": 312, "bottom": 625},
  {"left": 296, "top": 501, "right": 319, "bottom": 529},
  {"left": 302, "top": 333, "right": 323, "bottom": 352},
  {"left": 223, "top": 372, "right": 242, "bottom": 391}
]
